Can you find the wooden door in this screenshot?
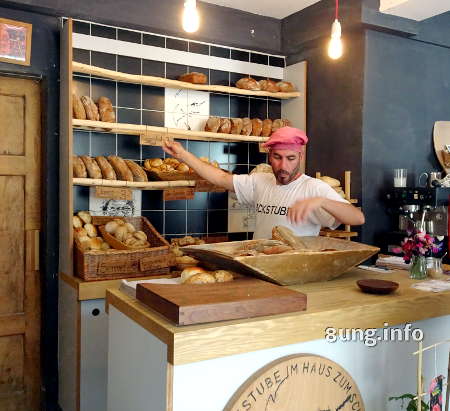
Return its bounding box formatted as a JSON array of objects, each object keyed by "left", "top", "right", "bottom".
[{"left": 0, "top": 76, "right": 41, "bottom": 410}]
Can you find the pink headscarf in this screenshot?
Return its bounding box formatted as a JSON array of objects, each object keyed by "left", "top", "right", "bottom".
[{"left": 261, "top": 126, "right": 308, "bottom": 151}]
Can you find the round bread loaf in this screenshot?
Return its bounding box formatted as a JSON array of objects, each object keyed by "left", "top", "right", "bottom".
[
  {"left": 184, "top": 272, "right": 216, "bottom": 284},
  {"left": 319, "top": 176, "right": 341, "bottom": 187},
  {"left": 213, "top": 270, "right": 234, "bottom": 282},
  {"left": 180, "top": 266, "right": 208, "bottom": 283}
]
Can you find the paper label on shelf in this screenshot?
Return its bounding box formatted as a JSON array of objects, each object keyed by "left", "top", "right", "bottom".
[
  {"left": 163, "top": 187, "right": 195, "bottom": 201},
  {"left": 95, "top": 186, "right": 132, "bottom": 200}
]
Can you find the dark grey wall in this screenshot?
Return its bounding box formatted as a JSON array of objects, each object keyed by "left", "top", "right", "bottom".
[
  {"left": 361, "top": 22, "right": 450, "bottom": 245},
  {"left": 0, "top": 5, "right": 60, "bottom": 411},
  {"left": 3, "top": 0, "right": 282, "bottom": 54},
  {"left": 282, "top": 0, "right": 365, "bottom": 208}
]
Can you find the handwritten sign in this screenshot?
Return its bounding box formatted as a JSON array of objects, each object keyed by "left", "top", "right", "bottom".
[
  {"left": 140, "top": 255, "right": 175, "bottom": 272},
  {"left": 163, "top": 188, "right": 195, "bottom": 201},
  {"left": 95, "top": 186, "right": 132, "bottom": 200}
]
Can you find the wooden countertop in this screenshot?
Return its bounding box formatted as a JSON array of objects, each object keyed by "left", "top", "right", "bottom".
[
  {"left": 59, "top": 272, "right": 177, "bottom": 301},
  {"left": 106, "top": 268, "right": 450, "bottom": 365}
]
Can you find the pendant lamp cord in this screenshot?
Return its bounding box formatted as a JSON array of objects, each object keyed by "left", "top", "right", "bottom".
[{"left": 336, "top": 0, "right": 339, "bottom": 19}]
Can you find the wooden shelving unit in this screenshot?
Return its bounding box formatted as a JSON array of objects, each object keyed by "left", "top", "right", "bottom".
[
  {"left": 73, "top": 119, "right": 269, "bottom": 143},
  {"left": 72, "top": 61, "right": 301, "bottom": 99},
  {"left": 73, "top": 178, "right": 196, "bottom": 189}
]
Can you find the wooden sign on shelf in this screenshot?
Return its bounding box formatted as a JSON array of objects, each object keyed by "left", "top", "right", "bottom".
[
  {"left": 195, "top": 180, "right": 226, "bottom": 193},
  {"left": 163, "top": 187, "right": 195, "bottom": 201},
  {"left": 95, "top": 186, "right": 132, "bottom": 200},
  {"left": 140, "top": 129, "right": 167, "bottom": 146}
]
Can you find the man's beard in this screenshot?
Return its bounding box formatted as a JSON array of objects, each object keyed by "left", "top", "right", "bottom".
[{"left": 273, "top": 162, "right": 302, "bottom": 185}]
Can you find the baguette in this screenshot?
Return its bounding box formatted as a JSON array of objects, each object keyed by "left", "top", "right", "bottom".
[
  {"left": 95, "top": 156, "right": 117, "bottom": 180},
  {"left": 73, "top": 156, "right": 88, "bottom": 178},
  {"left": 107, "top": 156, "right": 134, "bottom": 182},
  {"left": 80, "top": 155, "right": 102, "bottom": 179},
  {"left": 124, "top": 160, "right": 148, "bottom": 182}
]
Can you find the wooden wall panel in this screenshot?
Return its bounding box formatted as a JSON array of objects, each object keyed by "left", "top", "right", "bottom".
[
  {"left": 0, "top": 176, "right": 25, "bottom": 314},
  {"left": 0, "top": 335, "right": 24, "bottom": 394},
  {"left": 0, "top": 94, "right": 25, "bottom": 156}
]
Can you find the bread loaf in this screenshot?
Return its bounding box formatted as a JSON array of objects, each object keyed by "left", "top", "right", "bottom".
[
  {"left": 184, "top": 272, "right": 216, "bottom": 284},
  {"left": 80, "top": 96, "right": 100, "bottom": 121},
  {"left": 72, "top": 94, "right": 86, "bottom": 120},
  {"left": 144, "top": 158, "right": 163, "bottom": 169},
  {"left": 213, "top": 270, "right": 234, "bottom": 282},
  {"left": 80, "top": 156, "right": 103, "bottom": 179},
  {"left": 205, "top": 117, "right": 221, "bottom": 133},
  {"left": 134, "top": 231, "right": 147, "bottom": 241},
  {"left": 178, "top": 72, "right": 208, "bottom": 84},
  {"left": 105, "top": 220, "right": 119, "bottom": 234},
  {"left": 271, "top": 119, "right": 284, "bottom": 134},
  {"left": 262, "top": 244, "right": 293, "bottom": 255},
  {"left": 73, "top": 216, "right": 83, "bottom": 228},
  {"left": 89, "top": 237, "right": 103, "bottom": 250},
  {"left": 181, "top": 266, "right": 207, "bottom": 283},
  {"left": 319, "top": 176, "right": 341, "bottom": 187},
  {"left": 95, "top": 156, "right": 117, "bottom": 180},
  {"left": 241, "top": 118, "right": 252, "bottom": 136},
  {"left": 258, "top": 79, "right": 280, "bottom": 93},
  {"left": 251, "top": 118, "right": 263, "bottom": 136},
  {"left": 236, "top": 77, "right": 260, "bottom": 91},
  {"left": 176, "top": 163, "right": 189, "bottom": 173},
  {"left": 276, "top": 81, "right": 295, "bottom": 92},
  {"left": 261, "top": 119, "right": 273, "bottom": 137},
  {"left": 218, "top": 118, "right": 231, "bottom": 134},
  {"left": 230, "top": 118, "right": 243, "bottom": 135},
  {"left": 73, "top": 156, "right": 88, "bottom": 178},
  {"left": 97, "top": 96, "right": 115, "bottom": 123},
  {"left": 107, "top": 156, "right": 134, "bottom": 181},
  {"left": 77, "top": 211, "right": 92, "bottom": 225},
  {"left": 124, "top": 160, "right": 148, "bottom": 182},
  {"left": 114, "top": 226, "right": 128, "bottom": 242},
  {"left": 84, "top": 223, "right": 97, "bottom": 238}
]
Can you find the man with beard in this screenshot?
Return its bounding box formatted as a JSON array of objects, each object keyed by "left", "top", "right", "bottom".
[{"left": 162, "top": 127, "right": 364, "bottom": 239}]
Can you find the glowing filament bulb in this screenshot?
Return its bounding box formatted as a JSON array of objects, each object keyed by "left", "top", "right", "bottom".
[
  {"left": 328, "top": 19, "right": 343, "bottom": 60},
  {"left": 182, "top": 0, "right": 200, "bottom": 33}
]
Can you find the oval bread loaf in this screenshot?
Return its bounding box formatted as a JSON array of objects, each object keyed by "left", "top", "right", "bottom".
[
  {"left": 95, "top": 156, "right": 117, "bottom": 180},
  {"left": 107, "top": 156, "right": 134, "bottom": 181},
  {"left": 261, "top": 119, "right": 273, "bottom": 137},
  {"left": 236, "top": 77, "right": 260, "bottom": 91},
  {"left": 80, "top": 156, "right": 102, "bottom": 179},
  {"left": 230, "top": 118, "right": 243, "bottom": 135},
  {"left": 218, "top": 118, "right": 231, "bottom": 134},
  {"left": 124, "top": 160, "right": 148, "bottom": 182},
  {"left": 72, "top": 94, "right": 87, "bottom": 120},
  {"left": 251, "top": 118, "right": 263, "bottom": 136},
  {"left": 241, "top": 118, "right": 252, "bottom": 136},
  {"left": 259, "top": 79, "right": 280, "bottom": 92},
  {"left": 97, "top": 96, "right": 115, "bottom": 123},
  {"left": 77, "top": 211, "right": 92, "bottom": 224},
  {"left": 184, "top": 272, "right": 216, "bottom": 284},
  {"left": 73, "top": 156, "right": 88, "bottom": 178},
  {"left": 205, "top": 117, "right": 221, "bottom": 133}
]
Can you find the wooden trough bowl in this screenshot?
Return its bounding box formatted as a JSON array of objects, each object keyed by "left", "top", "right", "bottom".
[{"left": 181, "top": 237, "right": 380, "bottom": 285}]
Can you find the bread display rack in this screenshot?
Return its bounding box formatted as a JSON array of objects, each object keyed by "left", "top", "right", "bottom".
[{"left": 72, "top": 61, "right": 301, "bottom": 99}]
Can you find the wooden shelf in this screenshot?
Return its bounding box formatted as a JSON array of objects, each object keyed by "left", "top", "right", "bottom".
[
  {"left": 72, "top": 62, "right": 301, "bottom": 99},
  {"left": 72, "top": 119, "right": 269, "bottom": 143},
  {"left": 73, "top": 178, "right": 196, "bottom": 190}
]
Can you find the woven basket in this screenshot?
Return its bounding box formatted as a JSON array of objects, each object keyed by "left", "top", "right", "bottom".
[
  {"left": 144, "top": 167, "right": 201, "bottom": 181},
  {"left": 74, "top": 216, "right": 175, "bottom": 281}
]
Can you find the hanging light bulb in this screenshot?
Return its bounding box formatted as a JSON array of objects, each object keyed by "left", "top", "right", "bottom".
[
  {"left": 182, "top": 0, "right": 200, "bottom": 33},
  {"left": 328, "top": 0, "right": 343, "bottom": 59}
]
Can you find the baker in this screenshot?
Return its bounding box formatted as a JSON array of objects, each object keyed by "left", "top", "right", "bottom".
[{"left": 162, "top": 127, "right": 365, "bottom": 239}]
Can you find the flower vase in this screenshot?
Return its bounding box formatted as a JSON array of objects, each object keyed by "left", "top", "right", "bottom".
[{"left": 409, "top": 255, "right": 427, "bottom": 280}]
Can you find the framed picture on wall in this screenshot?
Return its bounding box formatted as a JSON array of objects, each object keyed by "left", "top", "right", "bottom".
[{"left": 0, "top": 17, "right": 32, "bottom": 66}]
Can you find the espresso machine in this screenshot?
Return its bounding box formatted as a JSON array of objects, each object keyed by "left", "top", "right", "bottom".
[{"left": 384, "top": 187, "right": 450, "bottom": 257}]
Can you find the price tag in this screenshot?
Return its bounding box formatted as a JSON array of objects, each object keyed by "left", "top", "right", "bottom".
[
  {"left": 95, "top": 186, "right": 132, "bottom": 200},
  {"left": 195, "top": 180, "right": 226, "bottom": 193},
  {"left": 163, "top": 188, "right": 195, "bottom": 201},
  {"left": 140, "top": 129, "right": 167, "bottom": 146},
  {"left": 259, "top": 143, "right": 269, "bottom": 153}
]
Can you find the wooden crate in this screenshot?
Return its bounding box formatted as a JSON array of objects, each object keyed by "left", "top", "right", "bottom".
[{"left": 74, "top": 216, "right": 175, "bottom": 281}]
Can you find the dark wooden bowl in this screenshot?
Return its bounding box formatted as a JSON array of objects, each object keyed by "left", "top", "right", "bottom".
[{"left": 356, "top": 279, "right": 399, "bottom": 294}]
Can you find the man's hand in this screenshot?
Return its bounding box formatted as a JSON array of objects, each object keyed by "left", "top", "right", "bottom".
[
  {"left": 162, "top": 138, "right": 186, "bottom": 161},
  {"left": 287, "top": 197, "right": 325, "bottom": 224}
]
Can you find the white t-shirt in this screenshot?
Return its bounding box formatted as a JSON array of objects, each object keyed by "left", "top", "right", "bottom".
[{"left": 233, "top": 173, "right": 349, "bottom": 239}]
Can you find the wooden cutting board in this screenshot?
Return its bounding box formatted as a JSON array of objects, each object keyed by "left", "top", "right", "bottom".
[{"left": 136, "top": 277, "right": 307, "bottom": 325}]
